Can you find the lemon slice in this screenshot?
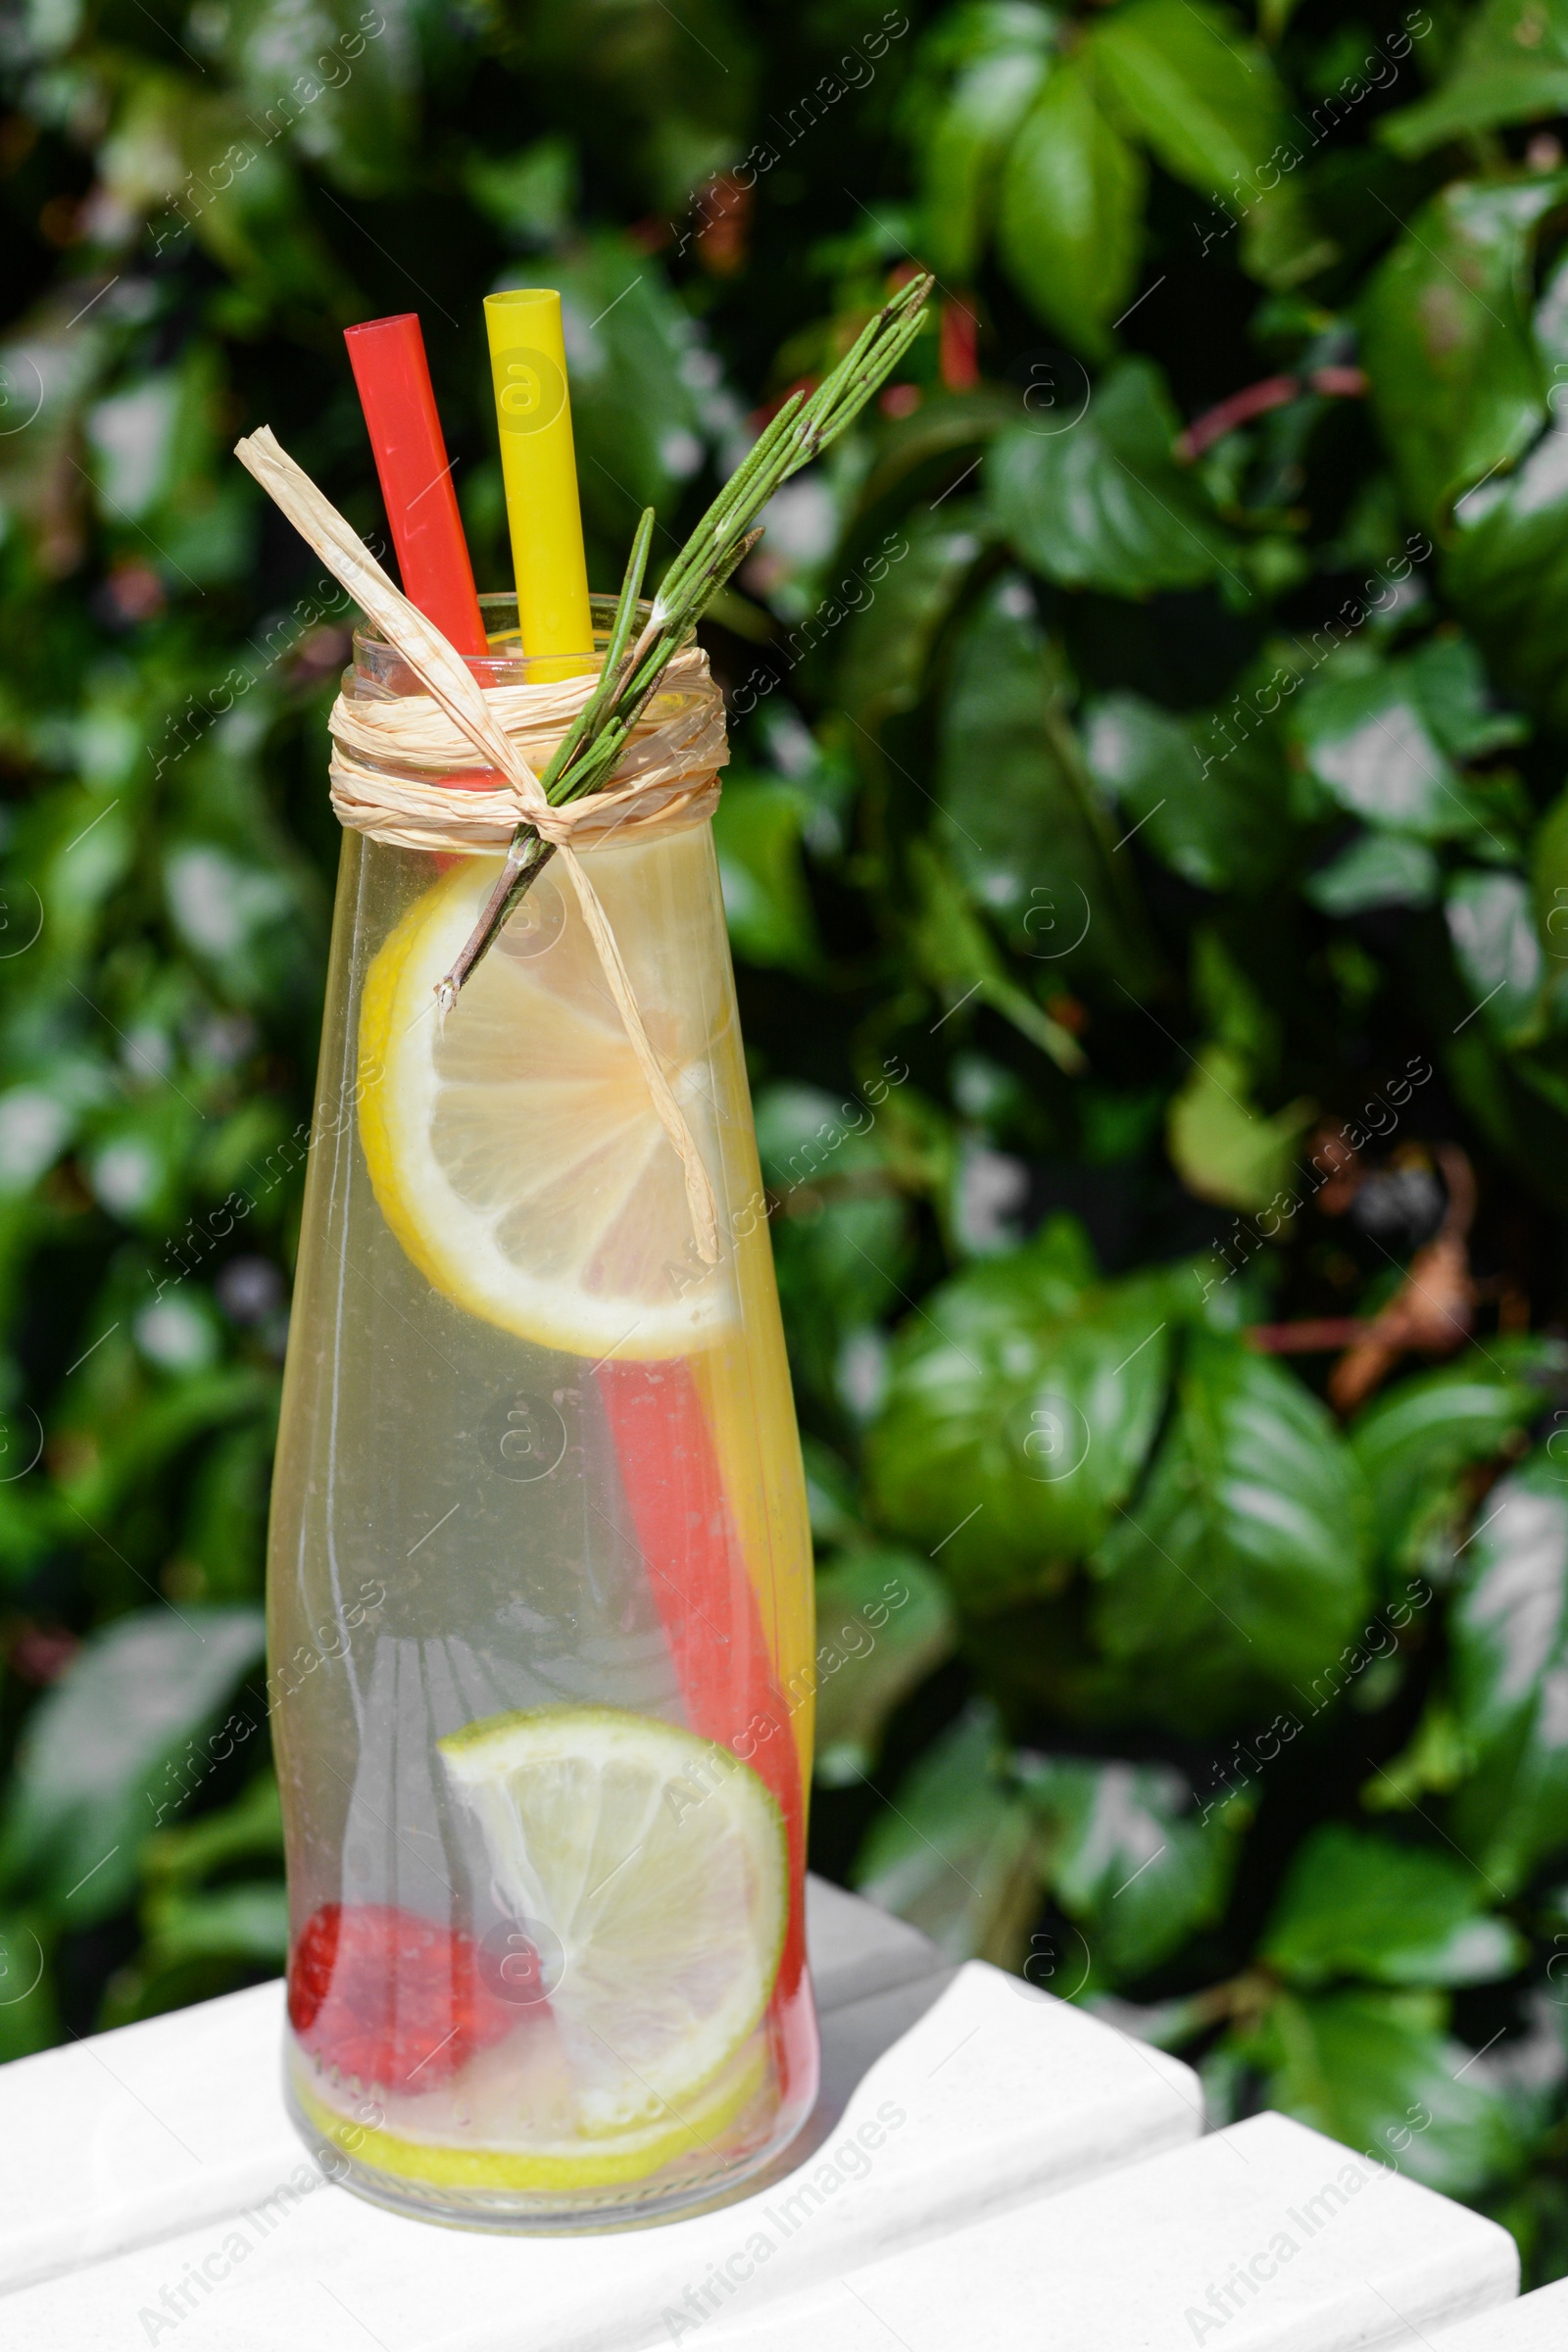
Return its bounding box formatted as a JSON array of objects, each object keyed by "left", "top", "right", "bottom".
[
  {"left": 358, "top": 849, "right": 735, "bottom": 1357},
  {"left": 438, "top": 1706, "right": 786, "bottom": 2136},
  {"left": 294, "top": 2034, "right": 768, "bottom": 2196}
]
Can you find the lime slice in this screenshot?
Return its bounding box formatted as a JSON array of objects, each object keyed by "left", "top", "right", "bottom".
[
  {"left": 358, "top": 849, "right": 736, "bottom": 1359},
  {"left": 438, "top": 1706, "right": 787, "bottom": 2136}
]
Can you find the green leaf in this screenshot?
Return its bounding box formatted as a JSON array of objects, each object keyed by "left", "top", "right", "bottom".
[
  {"left": 143, "top": 1767, "right": 284, "bottom": 1893},
  {"left": 1537, "top": 243, "right": 1568, "bottom": 373},
  {"left": 0, "top": 1911, "right": 54, "bottom": 2061},
  {"left": 711, "top": 778, "right": 819, "bottom": 972},
  {"left": 1446, "top": 868, "right": 1544, "bottom": 1046},
  {"left": 60, "top": 1366, "right": 275, "bottom": 1530},
  {"left": 1239, "top": 177, "right": 1339, "bottom": 295},
  {"left": 1360, "top": 176, "right": 1563, "bottom": 527},
  {"left": 905, "top": 841, "right": 1090, "bottom": 1074},
  {"left": 988, "top": 359, "right": 1242, "bottom": 598},
  {"left": 163, "top": 840, "right": 306, "bottom": 1011},
  {"left": 996, "top": 57, "right": 1146, "bottom": 361},
  {"left": 853, "top": 389, "right": 1022, "bottom": 518},
  {"left": 754, "top": 1082, "right": 916, "bottom": 1411},
  {"left": 1167, "top": 1042, "right": 1312, "bottom": 1210},
  {"left": 0, "top": 1608, "right": 265, "bottom": 1925},
  {"left": 1018, "top": 1752, "right": 1239, "bottom": 1978},
  {"left": 867, "top": 1222, "right": 1176, "bottom": 1612},
  {"left": 1444, "top": 408, "right": 1568, "bottom": 729},
  {"left": 1091, "top": 1330, "right": 1372, "bottom": 1730},
  {"left": 1407, "top": 632, "right": 1530, "bottom": 762},
  {"left": 837, "top": 505, "right": 990, "bottom": 743},
  {"left": 1305, "top": 832, "right": 1442, "bottom": 915},
  {"left": 912, "top": 2, "right": 1055, "bottom": 281},
  {"left": 1262, "top": 1825, "right": 1526, "bottom": 1985},
  {"left": 530, "top": 237, "right": 707, "bottom": 541},
  {"left": 934, "top": 577, "right": 1153, "bottom": 984},
  {"left": 1349, "top": 1343, "right": 1557, "bottom": 1573},
  {"left": 1239, "top": 1987, "right": 1523, "bottom": 2196},
  {"left": 101, "top": 1772, "right": 285, "bottom": 2024},
  {"left": 143, "top": 1881, "right": 289, "bottom": 1969},
  {"left": 1083, "top": 691, "right": 1296, "bottom": 895},
  {"left": 1447, "top": 1451, "right": 1568, "bottom": 1891},
  {"left": 1291, "top": 654, "right": 1510, "bottom": 843},
  {"left": 1088, "top": 0, "right": 1285, "bottom": 206},
  {"left": 1532, "top": 783, "right": 1568, "bottom": 963},
  {"left": 854, "top": 1703, "right": 1040, "bottom": 1964},
  {"left": 465, "top": 136, "right": 577, "bottom": 246},
  {"left": 225, "top": 0, "right": 418, "bottom": 198},
  {"left": 102, "top": 79, "right": 355, "bottom": 312},
  {"left": 812, "top": 1549, "right": 957, "bottom": 1787},
  {"left": 1381, "top": 0, "right": 1568, "bottom": 158}
]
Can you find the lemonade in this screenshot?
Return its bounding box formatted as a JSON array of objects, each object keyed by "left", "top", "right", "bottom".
[{"left": 268, "top": 796, "right": 818, "bottom": 2225}]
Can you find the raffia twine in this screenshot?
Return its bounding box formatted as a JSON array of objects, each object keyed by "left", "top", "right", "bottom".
[
  {"left": 232, "top": 426, "right": 722, "bottom": 1262},
  {"left": 327, "top": 643, "right": 728, "bottom": 856}
]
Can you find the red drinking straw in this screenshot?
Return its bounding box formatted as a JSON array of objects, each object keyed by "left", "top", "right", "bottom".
[
  {"left": 344, "top": 313, "right": 486, "bottom": 658},
  {"left": 596, "top": 1357, "right": 808, "bottom": 2008}
]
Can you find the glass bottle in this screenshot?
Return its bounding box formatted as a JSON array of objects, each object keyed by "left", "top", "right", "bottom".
[{"left": 268, "top": 598, "right": 818, "bottom": 2228}]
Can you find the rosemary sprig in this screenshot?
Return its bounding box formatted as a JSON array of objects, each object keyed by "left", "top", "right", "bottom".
[{"left": 437, "top": 271, "right": 933, "bottom": 1006}]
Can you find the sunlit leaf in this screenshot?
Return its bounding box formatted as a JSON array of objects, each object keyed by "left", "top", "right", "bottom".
[
  {"left": 1083, "top": 690, "right": 1295, "bottom": 895},
  {"left": 225, "top": 0, "right": 419, "bottom": 197},
  {"left": 1019, "top": 1751, "right": 1239, "bottom": 1978},
  {"left": 711, "top": 778, "right": 819, "bottom": 971},
  {"left": 1381, "top": 0, "right": 1568, "bottom": 157},
  {"left": 1446, "top": 868, "right": 1544, "bottom": 1047},
  {"left": 837, "top": 503, "right": 992, "bottom": 743},
  {"left": 812, "top": 1549, "right": 957, "bottom": 1786},
  {"left": 530, "top": 237, "right": 707, "bottom": 546},
  {"left": 1447, "top": 1452, "right": 1568, "bottom": 1891},
  {"left": 0, "top": 1609, "right": 265, "bottom": 1925},
  {"left": 1262, "top": 1824, "right": 1525, "bottom": 1985},
  {"left": 1349, "top": 1343, "right": 1558, "bottom": 1573},
  {"left": 854, "top": 1703, "right": 1040, "bottom": 1964},
  {"left": 935, "top": 576, "right": 1153, "bottom": 985},
  {"left": 1088, "top": 0, "right": 1285, "bottom": 208},
  {"left": 910, "top": 1, "right": 1055, "bottom": 280},
  {"left": 1445, "top": 406, "right": 1568, "bottom": 729},
  {"left": 867, "top": 1219, "right": 1175, "bottom": 1611},
  {"left": 1091, "top": 1329, "right": 1372, "bottom": 1730},
  {"left": 1166, "top": 1042, "right": 1311, "bottom": 1210},
  {"left": 754, "top": 1083, "right": 916, "bottom": 1413},
  {"left": 988, "top": 359, "right": 1241, "bottom": 597},
  {"left": 1361, "top": 175, "right": 1563, "bottom": 526},
  {"left": 1305, "top": 832, "right": 1441, "bottom": 915},
  {"left": 997, "top": 58, "right": 1145, "bottom": 361},
  {"left": 1237, "top": 1987, "right": 1524, "bottom": 2196},
  {"left": 1291, "top": 653, "right": 1512, "bottom": 843}
]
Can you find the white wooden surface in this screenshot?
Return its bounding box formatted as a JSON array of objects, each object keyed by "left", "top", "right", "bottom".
[
  {"left": 0, "top": 1875, "right": 1539, "bottom": 2352},
  {"left": 0, "top": 1877, "right": 936, "bottom": 2297},
  {"left": 693, "top": 2110, "right": 1517, "bottom": 2352},
  {"left": 1430, "top": 2278, "right": 1568, "bottom": 2348},
  {"left": 0, "top": 1877, "right": 1200, "bottom": 2347}
]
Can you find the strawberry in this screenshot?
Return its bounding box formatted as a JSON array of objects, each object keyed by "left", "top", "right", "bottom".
[{"left": 288, "top": 1903, "right": 514, "bottom": 2092}]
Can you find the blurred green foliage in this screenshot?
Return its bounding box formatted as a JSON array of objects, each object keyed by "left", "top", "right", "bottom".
[{"left": 4, "top": 0, "right": 1568, "bottom": 2279}]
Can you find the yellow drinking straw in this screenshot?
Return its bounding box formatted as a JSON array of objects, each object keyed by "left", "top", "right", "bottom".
[{"left": 483, "top": 288, "right": 595, "bottom": 677}]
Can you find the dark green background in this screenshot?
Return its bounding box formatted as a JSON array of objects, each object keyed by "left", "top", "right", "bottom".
[{"left": 3, "top": 0, "right": 1568, "bottom": 2276}]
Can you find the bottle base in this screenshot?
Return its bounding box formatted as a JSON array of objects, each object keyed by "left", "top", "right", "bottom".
[{"left": 289, "top": 2079, "right": 816, "bottom": 2233}]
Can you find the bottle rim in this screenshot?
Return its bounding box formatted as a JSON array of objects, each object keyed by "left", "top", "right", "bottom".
[{"left": 349, "top": 591, "right": 653, "bottom": 698}]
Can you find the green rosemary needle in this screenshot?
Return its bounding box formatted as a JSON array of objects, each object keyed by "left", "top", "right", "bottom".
[{"left": 436, "top": 272, "right": 933, "bottom": 1007}]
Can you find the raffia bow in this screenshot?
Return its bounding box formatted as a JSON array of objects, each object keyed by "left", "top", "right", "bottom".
[{"left": 232, "top": 426, "right": 720, "bottom": 1264}]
